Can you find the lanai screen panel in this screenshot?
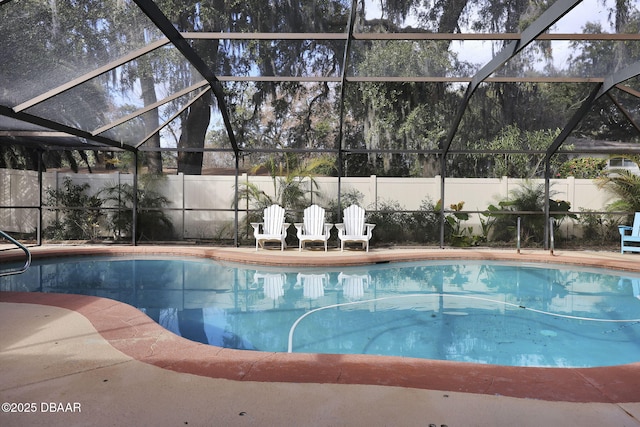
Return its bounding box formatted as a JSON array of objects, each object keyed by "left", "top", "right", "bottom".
[
  {"left": 0, "top": 0, "right": 165, "bottom": 109},
  {"left": 447, "top": 81, "right": 600, "bottom": 154},
  {"left": 609, "top": 77, "right": 640, "bottom": 130},
  {"left": 219, "top": 81, "right": 343, "bottom": 152},
  {"left": 341, "top": 80, "right": 455, "bottom": 154}
]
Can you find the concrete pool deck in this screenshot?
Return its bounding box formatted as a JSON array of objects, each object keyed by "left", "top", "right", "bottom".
[{"left": 1, "top": 245, "right": 640, "bottom": 426}]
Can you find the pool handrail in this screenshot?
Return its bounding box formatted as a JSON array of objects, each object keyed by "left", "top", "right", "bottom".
[{"left": 0, "top": 230, "right": 32, "bottom": 277}]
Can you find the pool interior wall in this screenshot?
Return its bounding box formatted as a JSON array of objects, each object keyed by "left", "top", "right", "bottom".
[
  {"left": 8, "top": 256, "right": 640, "bottom": 368},
  {"left": 1, "top": 245, "right": 640, "bottom": 403}
]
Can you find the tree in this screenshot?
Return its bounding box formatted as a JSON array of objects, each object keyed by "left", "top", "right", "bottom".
[
  {"left": 483, "top": 125, "right": 562, "bottom": 178},
  {"left": 353, "top": 40, "right": 452, "bottom": 175}
]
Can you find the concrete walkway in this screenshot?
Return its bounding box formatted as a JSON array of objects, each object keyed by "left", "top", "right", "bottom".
[{"left": 1, "top": 302, "right": 639, "bottom": 427}]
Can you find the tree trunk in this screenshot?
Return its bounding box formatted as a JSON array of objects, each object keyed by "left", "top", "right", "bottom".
[
  {"left": 177, "top": 93, "right": 211, "bottom": 175},
  {"left": 139, "top": 62, "right": 162, "bottom": 174}
]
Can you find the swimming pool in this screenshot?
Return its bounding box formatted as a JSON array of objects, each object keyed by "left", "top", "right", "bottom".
[{"left": 2, "top": 255, "right": 639, "bottom": 368}]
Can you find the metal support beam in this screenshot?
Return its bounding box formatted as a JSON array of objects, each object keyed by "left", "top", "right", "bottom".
[
  {"left": 336, "top": 0, "right": 358, "bottom": 222},
  {"left": 133, "top": 0, "right": 239, "bottom": 156},
  {"left": 135, "top": 88, "right": 211, "bottom": 149},
  {"left": 545, "top": 60, "right": 640, "bottom": 162},
  {"left": 37, "top": 150, "right": 43, "bottom": 246},
  {"left": 132, "top": 151, "right": 139, "bottom": 246},
  {"left": 13, "top": 38, "right": 170, "bottom": 113},
  {"left": 441, "top": 0, "right": 582, "bottom": 156},
  {"left": 544, "top": 159, "right": 551, "bottom": 250},
  {"left": 184, "top": 31, "right": 640, "bottom": 42},
  {"left": 234, "top": 154, "right": 240, "bottom": 247},
  {"left": 0, "top": 105, "right": 136, "bottom": 152},
  {"left": 439, "top": 156, "right": 446, "bottom": 249},
  {"left": 596, "top": 60, "right": 640, "bottom": 98}
]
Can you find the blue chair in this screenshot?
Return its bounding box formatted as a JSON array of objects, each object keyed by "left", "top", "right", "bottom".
[{"left": 618, "top": 212, "right": 640, "bottom": 253}]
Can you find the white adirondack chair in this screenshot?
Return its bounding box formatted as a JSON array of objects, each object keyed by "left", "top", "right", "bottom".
[
  {"left": 250, "top": 204, "right": 290, "bottom": 251},
  {"left": 295, "top": 273, "right": 329, "bottom": 299},
  {"left": 335, "top": 204, "right": 375, "bottom": 252},
  {"left": 619, "top": 212, "right": 640, "bottom": 253},
  {"left": 294, "top": 204, "right": 333, "bottom": 251},
  {"left": 338, "top": 272, "right": 370, "bottom": 300},
  {"left": 253, "top": 272, "right": 286, "bottom": 300}
]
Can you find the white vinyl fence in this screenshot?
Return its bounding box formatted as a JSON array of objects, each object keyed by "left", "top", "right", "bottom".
[{"left": 0, "top": 168, "right": 613, "bottom": 239}]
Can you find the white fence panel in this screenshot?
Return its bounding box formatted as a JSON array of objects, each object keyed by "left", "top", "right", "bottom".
[
  {"left": 0, "top": 169, "right": 39, "bottom": 232},
  {"left": 376, "top": 177, "right": 436, "bottom": 210},
  {"left": 0, "top": 169, "right": 614, "bottom": 239}
]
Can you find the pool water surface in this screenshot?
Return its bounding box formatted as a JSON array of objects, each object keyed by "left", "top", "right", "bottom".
[{"left": 2, "top": 256, "right": 639, "bottom": 368}]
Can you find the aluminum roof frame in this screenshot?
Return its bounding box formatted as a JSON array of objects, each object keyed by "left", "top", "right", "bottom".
[
  {"left": 545, "top": 60, "right": 640, "bottom": 163},
  {"left": 441, "top": 0, "right": 584, "bottom": 157},
  {"left": 0, "top": 0, "right": 638, "bottom": 156},
  {"left": 132, "top": 0, "right": 239, "bottom": 156}
]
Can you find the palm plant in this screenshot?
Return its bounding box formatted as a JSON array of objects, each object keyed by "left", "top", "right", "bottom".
[
  {"left": 99, "top": 174, "right": 174, "bottom": 241},
  {"left": 234, "top": 154, "right": 335, "bottom": 240},
  {"left": 236, "top": 154, "right": 334, "bottom": 211},
  {"left": 488, "top": 181, "right": 575, "bottom": 244},
  {"left": 597, "top": 157, "right": 640, "bottom": 222}
]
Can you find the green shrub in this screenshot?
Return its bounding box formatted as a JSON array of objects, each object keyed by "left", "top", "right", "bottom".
[
  {"left": 411, "top": 198, "right": 440, "bottom": 244},
  {"left": 367, "top": 200, "right": 409, "bottom": 245},
  {"left": 99, "top": 175, "right": 174, "bottom": 241},
  {"left": 486, "top": 181, "right": 576, "bottom": 244},
  {"left": 365, "top": 198, "right": 440, "bottom": 245},
  {"left": 557, "top": 158, "right": 607, "bottom": 179},
  {"left": 577, "top": 209, "right": 622, "bottom": 243},
  {"left": 44, "top": 177, "right": 102, "bottom": 240}
]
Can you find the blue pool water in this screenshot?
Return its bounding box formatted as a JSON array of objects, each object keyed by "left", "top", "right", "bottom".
[{"left": 2, "top": 256, "right": 640, "bottom": 368}]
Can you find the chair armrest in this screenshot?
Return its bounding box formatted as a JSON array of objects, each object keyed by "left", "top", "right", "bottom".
[
  {"left": 364, "top": 223, "right": 375, "bottom": 236},
  {"left": 335, "top": 223, "right": 345, "bottom": 231},
  {"left": 323, "top": 223, "right": 334, "bottom": 234},
  {"left": 250, "top": 222, "right": 262, "bottom": 232},
  {"left": 294, "top": 273, "right": 302, "bottom": 288},
  {"left": 619, "top": 225, "right": 633, "bottom": 236},
  {"left": 282, "top": 223, "right": 292, "bottom": 233},
  {"left": 294, "top": 223, "right": 304, "bottom": 234}
]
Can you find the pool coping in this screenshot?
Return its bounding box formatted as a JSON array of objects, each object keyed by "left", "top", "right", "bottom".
[{"left": 2, "top": 245, "right": 640, "bottom": 403}]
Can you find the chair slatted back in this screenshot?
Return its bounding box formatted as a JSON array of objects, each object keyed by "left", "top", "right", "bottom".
[
  {"left": 343, "top": 204, "right": 365, "bottom": 235},
  {"left": 298, "top": 273, "right": 327, "bottom": 299},
  {"left": 339, "top": 273, "right": 369, "bottom": 300},
  {"left": 263, "top": 205, "right": 285, "bottom": 235},
  {"left": 303, "top": 205, "right": 325, "bottom": 235},
  {"left": 633, "top": 212, "right": 640, "bottom": 237}
]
